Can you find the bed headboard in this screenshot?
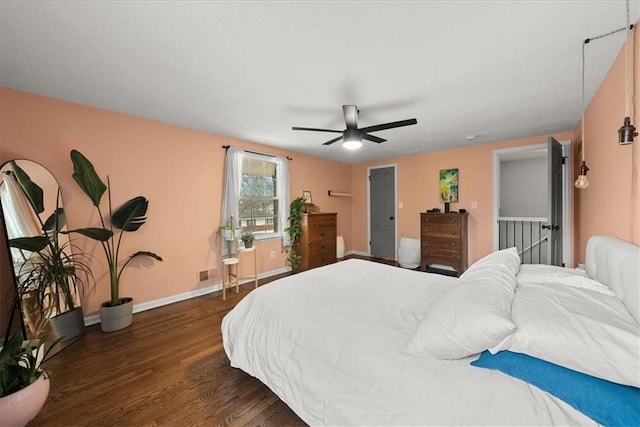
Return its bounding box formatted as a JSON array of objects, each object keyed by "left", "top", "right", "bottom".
[{"left": 585, "top": 235, "right": 640, "bottom": 323}]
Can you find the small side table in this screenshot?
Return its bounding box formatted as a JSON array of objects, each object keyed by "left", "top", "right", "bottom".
[
  {"left": 221, "top": 257, "right": 239, "bottom": 300},
  {"left": 238, "top": 246, "right": 258, "bottom": 289}
]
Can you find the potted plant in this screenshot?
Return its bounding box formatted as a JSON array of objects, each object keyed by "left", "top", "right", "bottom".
[
  {"left": 0, "top": 331, "right": 55, "bottom": 426},
  {"left": 68, "top": 150, "right": 162, "bottom": 332},
  {"left": 7, "top": 161, "right": 93, "bottom": 342},
  {"left": 283, "top": 197, "right": 306, "bottom": 269},
  {"left": 240, "top": 231, "right": 255, "bottom": 249}
]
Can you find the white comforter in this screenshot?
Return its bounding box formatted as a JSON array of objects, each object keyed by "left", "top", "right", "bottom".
[{"left": 222, "top": 259, "right": 594, "bottom": 425}]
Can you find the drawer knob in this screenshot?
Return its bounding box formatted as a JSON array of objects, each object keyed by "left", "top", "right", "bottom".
[
  {"left": 425, "top": 218, "right": 430, "bottom": 222},
  {"left": 451, "top": 242, "right": 456, "bottom": 246}
]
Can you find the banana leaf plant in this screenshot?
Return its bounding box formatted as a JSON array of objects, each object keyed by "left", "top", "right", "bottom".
[
  {"left": 68, "top": 150, "right": 162, "bottom": 307},
  {"left": 7, "top": 161, "right": 93, "bottom": 326}
]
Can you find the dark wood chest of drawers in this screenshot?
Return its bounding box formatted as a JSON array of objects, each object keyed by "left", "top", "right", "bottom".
[
  {"left": 299, "top": 213, "right": 337, "bottom": 270},
  {"left": 420, "top": 212, "right": 468, "bottom": 276}
]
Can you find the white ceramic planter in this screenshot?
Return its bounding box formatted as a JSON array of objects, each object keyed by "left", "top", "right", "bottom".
[{"left": 0, "top": 374, "right": 50, "bottom": 427}]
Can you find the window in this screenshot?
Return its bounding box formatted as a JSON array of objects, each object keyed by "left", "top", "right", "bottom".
[
  {"left": 221, "top": 147, "right": 290, "bottom": 251},
  {"left": 238, "top": 156, "right": 278, "bottom": 236}
]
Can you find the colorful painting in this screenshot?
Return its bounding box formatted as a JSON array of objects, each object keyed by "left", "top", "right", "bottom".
[{"left": 439, "top": 168, "right": 459, "bottom": 203}]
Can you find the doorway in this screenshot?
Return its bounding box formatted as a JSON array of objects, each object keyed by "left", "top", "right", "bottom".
[
  {"left": 368, "top": 164, "right": 397, "bottom": 259},
  {"left": 492, "top": 139, "right": 573, "bottom": 266}
]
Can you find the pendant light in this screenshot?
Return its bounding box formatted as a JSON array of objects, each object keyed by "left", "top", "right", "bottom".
[
  {"left": 618, "top": 1, "right": 637, "bottom": 145},
  {"left": 575, "top": 39, "right": 590, "bottom": 189}
]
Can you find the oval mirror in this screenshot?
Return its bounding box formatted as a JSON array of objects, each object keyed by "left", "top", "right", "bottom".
[{"left": 0, "top": 160, "right": 87, "bottom": 354}]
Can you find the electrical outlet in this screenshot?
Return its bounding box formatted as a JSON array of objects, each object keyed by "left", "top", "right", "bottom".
[
  {"left": 270, "top": 250, "right": 276, "bottom": 259},
  {"left": 471, "top": 201, "right": 478, "bottom": 210}
]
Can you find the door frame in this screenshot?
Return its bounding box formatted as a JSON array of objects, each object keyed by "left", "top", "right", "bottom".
[
  {"left": 367, "top": 163, "right": 398, "bottom": 258},
  {"left": 491, "top": 140, "right": 573, "bottom": 266}
]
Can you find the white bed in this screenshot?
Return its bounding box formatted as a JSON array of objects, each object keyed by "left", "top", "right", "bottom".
[{"left": 222, "top": 236, "right": 640, "bottom": 425}]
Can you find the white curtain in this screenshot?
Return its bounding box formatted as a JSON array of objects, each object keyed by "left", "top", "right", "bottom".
[
  {"left": 220, "top": 147, "right": 291, "bottom": 254},
  {"left": 220, "top": 148, "right": 244, "bottom": 256},
  {"left": 276, "top": 156, "right": 291, "bottom": 247}
]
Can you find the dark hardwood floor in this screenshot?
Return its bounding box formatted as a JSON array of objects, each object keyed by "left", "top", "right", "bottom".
[{"left": 32, "top": 274, "right": 306, "bottom": 426}]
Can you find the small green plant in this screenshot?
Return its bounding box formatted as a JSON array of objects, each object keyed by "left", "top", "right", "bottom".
[
  {"left": 240, "top": 231, "right": 255, "bottom": 246},
  {"left": 283, "top": 197, "right": 307, "bottom": 269}
]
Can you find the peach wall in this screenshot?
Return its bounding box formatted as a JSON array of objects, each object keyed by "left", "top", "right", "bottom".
[
  {"left": 351, "top": 133, "right": 573, "bottom": 264},
  {"left": 0, "top": 87, "right": 352, "bottom": 316},
  {"left": 573, "top": 24, "right": 640, "bottom": 262}
]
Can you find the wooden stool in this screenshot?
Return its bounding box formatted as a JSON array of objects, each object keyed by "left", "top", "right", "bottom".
[{"left": 221, "top": 257, "right": 239, "bottom": 300}]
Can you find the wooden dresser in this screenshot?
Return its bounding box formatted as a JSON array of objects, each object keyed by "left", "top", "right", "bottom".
[
  {"left": 298, "top": 213, "right": 337, "bottom": 270},
  {"left": 420, "top": 212, "right": 468, "bottom": 276}
]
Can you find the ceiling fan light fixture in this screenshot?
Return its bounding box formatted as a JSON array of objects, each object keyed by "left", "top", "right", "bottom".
[
  {"left": 342, "top": 128, "right": 362, "bottom": 150},
  {"left": 343, "top": 138, "right": 363, "bottom": 150}
]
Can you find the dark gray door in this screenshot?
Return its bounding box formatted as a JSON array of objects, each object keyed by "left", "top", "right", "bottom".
[
  {"left": 546, "top": 137, "right": 563, "bottom": 266},
  {"left": 370, "top": 166, "right": 395, "bottom": 258}
]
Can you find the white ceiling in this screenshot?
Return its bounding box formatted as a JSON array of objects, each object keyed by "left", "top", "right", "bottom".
[{"left": 1, "top": 1, "right": 638, "bottom": 164}]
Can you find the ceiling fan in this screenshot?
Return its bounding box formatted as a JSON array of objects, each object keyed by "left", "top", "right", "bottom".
[{"left": 292, "top": 105, "right": 417, "bottom": 150}]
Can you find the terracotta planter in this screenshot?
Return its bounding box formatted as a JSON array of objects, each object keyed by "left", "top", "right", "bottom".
[
  {"left": 0, "top": 375, "right": 50, "bottom": 427},
  {"left": 100, "top": 297, "right": 133, "bottom": 332},
  {"left": 49, "top": 307, "right": 85, "bottom": 342}
]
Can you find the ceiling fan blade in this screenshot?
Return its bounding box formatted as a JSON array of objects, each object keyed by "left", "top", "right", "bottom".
[
  {"left": 292, "top": 126, "right": 343, "bottom": 133},
  {"left": 343, "top": 105, "right": 358, "bottom": 130},
  {"left": 359, "top": 118, "right": 417, "bottom": 133},
  {"left": 322, "top": 135, "right": 344, "bottom": 146},
  {"left": 362, "top": 134, "right": 386, "bottom": 144}
]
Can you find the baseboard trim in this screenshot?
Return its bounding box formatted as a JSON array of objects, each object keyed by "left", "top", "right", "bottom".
[
  {"left": 346, "top": 250, "right": 369, "bottom": 257},
  {"left": 83, "top": 266, "right": 292, "bottom": 326}
]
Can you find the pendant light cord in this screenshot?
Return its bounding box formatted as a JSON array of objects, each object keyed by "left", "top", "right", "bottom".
[
  {"left": 628, "top": 1, "right": 638, "bottom": 242},
  {"left": 581, "top": 41, "right": 586, "bottom": 163},
  {"left": 580, "top": 24, "right": 633, "bottom": 163}
]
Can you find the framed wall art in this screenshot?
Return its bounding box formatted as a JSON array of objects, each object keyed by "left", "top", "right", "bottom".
[{"left": 439, "top": 168, "right": 459, "bottom": 204}]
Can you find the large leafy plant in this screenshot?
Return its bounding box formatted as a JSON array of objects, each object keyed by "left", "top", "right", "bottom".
[
  {"left": 7, "top": 161, "right": 93, "bottom": 330},
  {"left": 68, "top": 150, "right": 162, "bottom": 307},
  {"left": 283, "top": 197, "right": 306, "bottom": 269}
]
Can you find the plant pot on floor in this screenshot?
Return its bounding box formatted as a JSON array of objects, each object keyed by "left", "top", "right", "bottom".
[
  {"left": 100, "top": 298, "right": 133, "bottom": 332},
  {"left": 0, "top": 374, "right": 50, "bottom": 427},
  {"left": 49, "top": 306, "right": 85, "bottom": 342}
]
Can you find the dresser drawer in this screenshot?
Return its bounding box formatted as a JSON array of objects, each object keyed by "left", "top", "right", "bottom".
[
  {"left": 307, "top": 214, "right": 337, "bottom": 228},
  {"left": 308, "top": 225, "right": 336, "bottom": 243},
  {"left": 421, "top": 224, "right": 462, "bottom": 238},
  {"left": 309, "top": 240, "right": 335, "bottom": 256},
  {"left": 422, "top": 237, "right": 462, "bottom": 251},
  {"left": 421, "top": 214, "right": 464, "bottom": 225}
]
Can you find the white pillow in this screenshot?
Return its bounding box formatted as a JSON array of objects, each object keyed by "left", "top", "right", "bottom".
[
  {"left": 517, "top": 264, "right": 615, "bottom": 296},
  {"left": 405, "top": 248, "right": 520, "bottom": 359},
  {"left": 462, "top": 247, "right": 521, "bottom": 278},
  {"left": 491, "top": 282, "right": 640, "bottom": 387}
]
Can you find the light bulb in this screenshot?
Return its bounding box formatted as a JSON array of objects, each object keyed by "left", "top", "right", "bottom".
[
  {"left": 574, "top": 174, "right": 590, "bottom": 189},
  {"left": 343, "top": 139, "right": 362, "bottom": 150},
  {"left": 574, "top": 160, "right": 590, "bottom": 189}
]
